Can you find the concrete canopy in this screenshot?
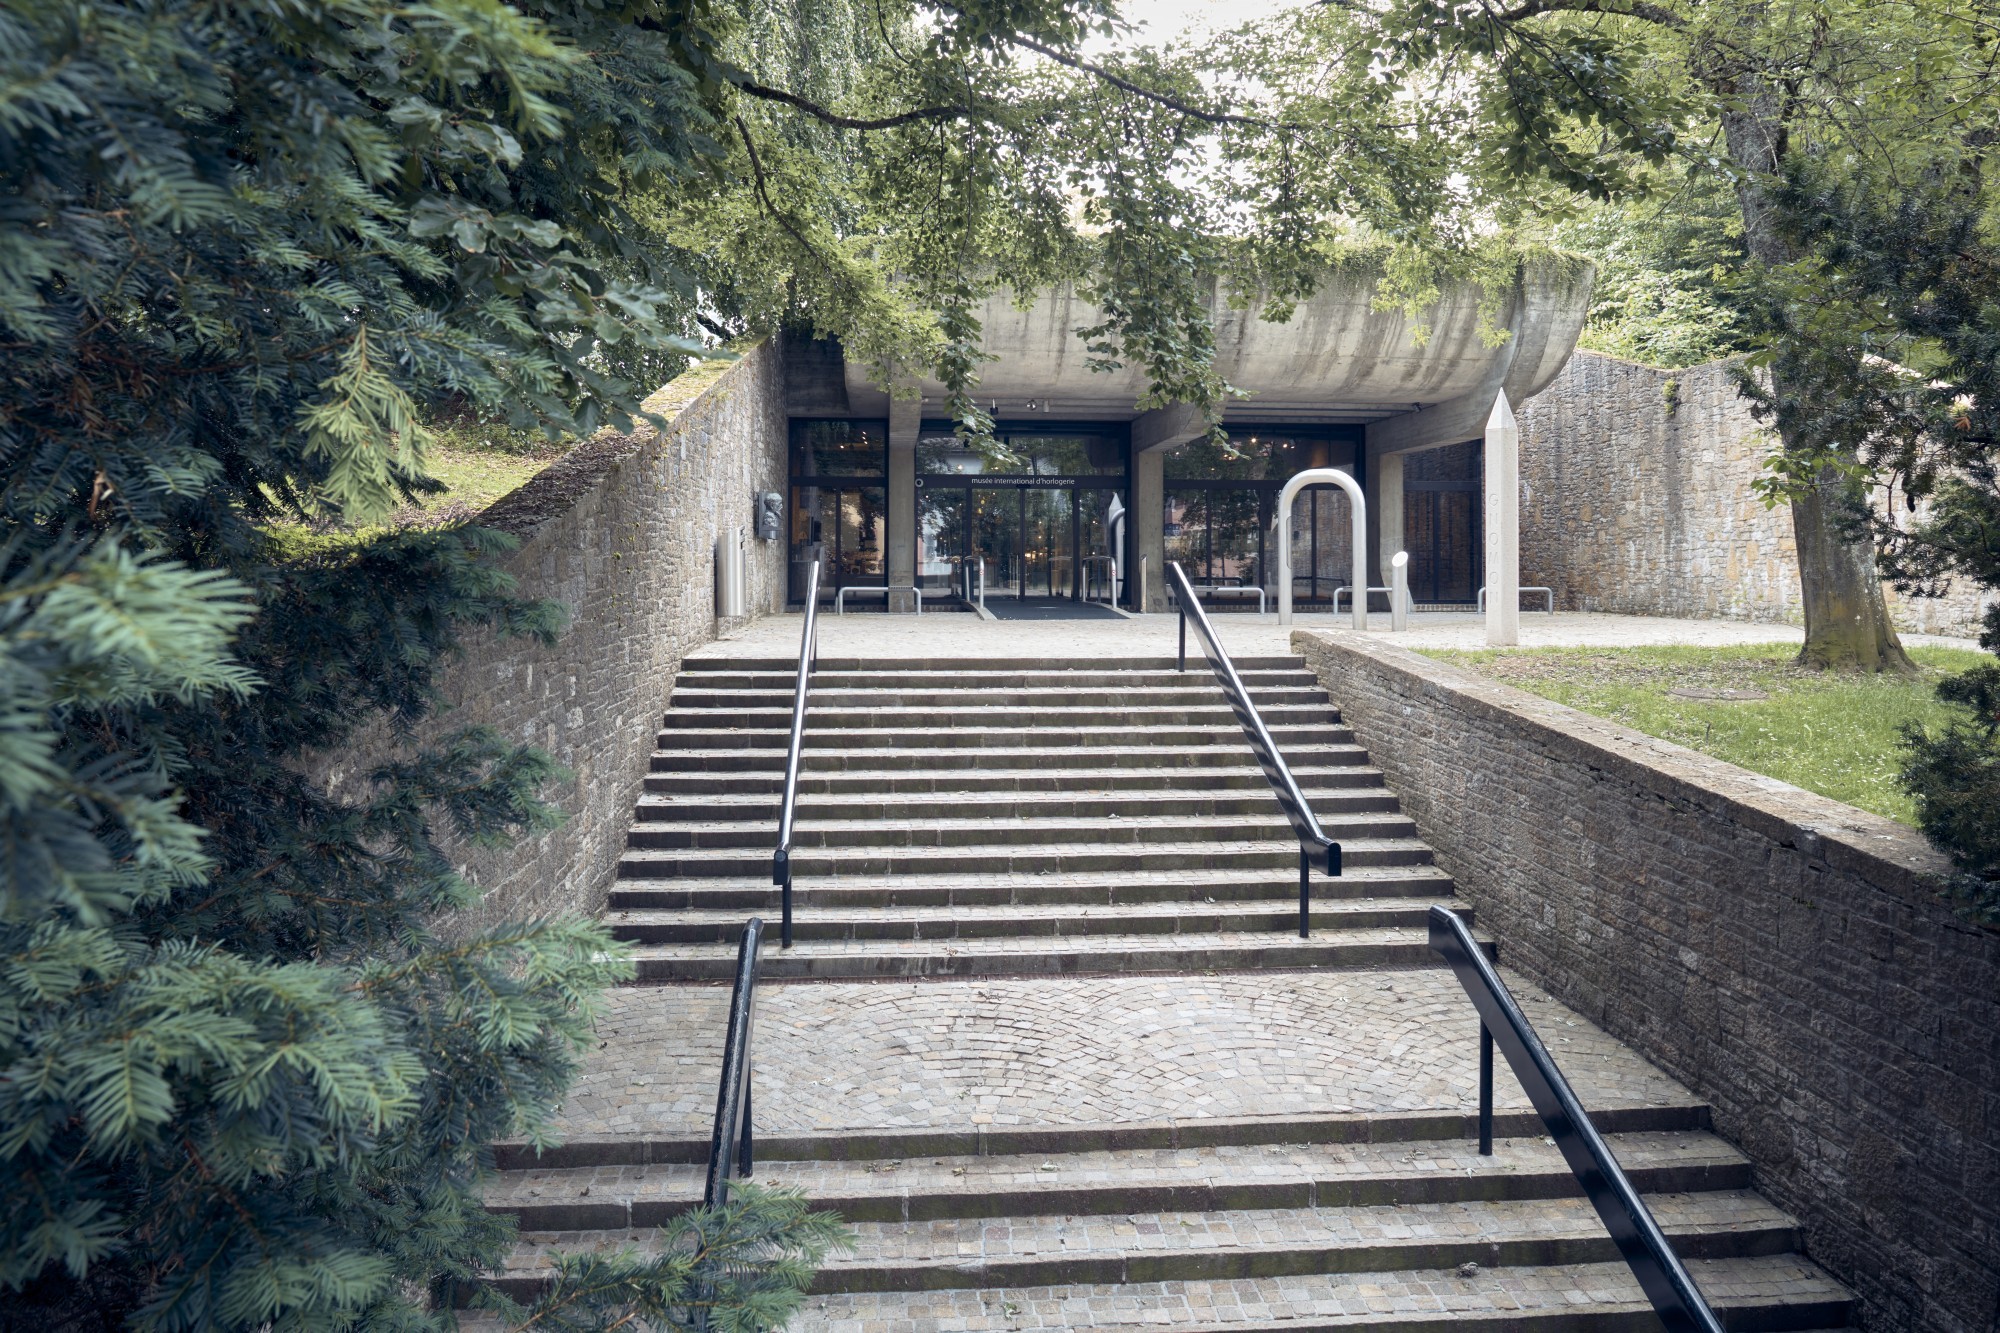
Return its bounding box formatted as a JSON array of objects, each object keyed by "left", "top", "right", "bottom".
[{"left": 840, "top": 259, "right": 1593, "bottom": 454}]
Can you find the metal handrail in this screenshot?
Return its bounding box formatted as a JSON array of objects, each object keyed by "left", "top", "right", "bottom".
[
  {"left": 1167, "top": 560, "right": 1340, "bottom": 938},
  {"left": 703, "top": 917, "right": 765, "bottom": 1208},
  {"left": 1426, "top": 906, "right": 1724, "bottom": 1333},
  {"left": 772, "top": 555, "right": 821, "bottom": 949}
]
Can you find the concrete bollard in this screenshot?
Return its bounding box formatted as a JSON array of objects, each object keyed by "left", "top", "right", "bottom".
[{"left": 1391, "top": 551, "right": 1410, "bottom": 632}]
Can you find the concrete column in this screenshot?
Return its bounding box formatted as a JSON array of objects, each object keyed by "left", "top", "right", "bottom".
[
  {"left": 887, "top": 394, "right": 919, "bottom": 612},
  {"left": 1367, "top": 448, "right": 1404, "bottom": 586},
  {"left": 1484, "top": 391, "right": 1520, "bottom": 646},
  {"left": 1134, "top": 447, "right": 1164, "bottom": 612}
]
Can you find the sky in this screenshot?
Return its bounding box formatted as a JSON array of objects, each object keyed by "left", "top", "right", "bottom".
[{"left": 1105, "top": 0, "right": 1303, "bottom": 44}]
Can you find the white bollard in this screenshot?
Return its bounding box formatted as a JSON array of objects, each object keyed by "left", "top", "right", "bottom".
[
  {"left": 1390, "top": 551, "right": 1410, "bottom": 632},
  {"left": 1483, "top": 392, "right": 1520, "bottom": 647}
]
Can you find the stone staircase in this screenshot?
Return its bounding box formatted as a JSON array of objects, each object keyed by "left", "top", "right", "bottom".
[{"left": 484, "top": 651, "right": 1853, "bottom": 1330}]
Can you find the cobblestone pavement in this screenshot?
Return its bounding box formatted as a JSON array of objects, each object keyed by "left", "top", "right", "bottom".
[
  {"left": 713, "top": 609, "right": 1980, "bottom": 660},
  {"left": 548, "top": 969, "right": 1692, "bottom": 1140}
]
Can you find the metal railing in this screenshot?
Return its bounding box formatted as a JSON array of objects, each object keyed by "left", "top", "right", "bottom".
[
  {"left": 772, "top": 556, "right": 821, "bottom": 949},
  {"left": 1477, "top": 585, "right": 1556, "bottom": 613},
  {"left": 1427, "top": 906, "right": 1723, "bottom": 1333},
  {"left": 703, "top": 918, "right": 765, "bottom": 1207},
  {"left": 1168, "top": 561, "right": 1341, "bottom": 937},
  {"left": 834, "top": 584, "right": 922, "bottom": 614}
]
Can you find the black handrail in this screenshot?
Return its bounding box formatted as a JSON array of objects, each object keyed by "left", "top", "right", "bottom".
[
  {"left": 1427, "top": 906, "right": 1724, "bottom": 1333},
  {"left": 703, "top": 917, "right": 765, "bottom": 1209},
  {"left": 772, "top": 554, "right": 821, "bottom": 949},
  {"left": 1167, "top": 560, "right": 1340, "bottom": 938}
]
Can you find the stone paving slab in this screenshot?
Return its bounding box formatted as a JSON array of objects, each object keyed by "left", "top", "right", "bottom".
[
  {"left": 611, "top": 864, "right": 1448, "bottom": 895},
  {"left": 613, "top": 896, "right": 1451, "bottom": 933},
  {"left": 705, "top": 608, "right": 1979, "bottom": 660},
  {"left": 489, "top": 1131, "right": 1743, "bottom": 1223},
  {"left": 626, "top": 928, "right": 1451, "bottom": 982},
  {"left": 784, "top": 1254, "right": 1849, "bottom": 1331},
  {"left": 492, "top": 1192, "right": 1792, "bottom": 1293},
  {"left": 538, "top": 970, "right": 1694, "bottom": 1142}
]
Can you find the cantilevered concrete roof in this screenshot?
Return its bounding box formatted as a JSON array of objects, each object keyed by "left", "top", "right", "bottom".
[{"left": 831, "top": 258, "right": 1593, "bottom": 453}]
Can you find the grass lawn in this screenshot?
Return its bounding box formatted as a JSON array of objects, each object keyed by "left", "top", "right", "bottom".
[{"left": 1418, "top": 643, "right": 1988, "bottom": 825}]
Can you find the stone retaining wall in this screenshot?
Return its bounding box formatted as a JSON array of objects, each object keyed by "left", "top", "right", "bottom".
[
  {"left": 1294, "top": 628, "right": 2000, "bottom": 1333},
  {"left": 317, "top": 341, "right": 788, "bottom": 931},
  {"left": 1516, "top": 350, "right": 1991, "bottom": 637}
]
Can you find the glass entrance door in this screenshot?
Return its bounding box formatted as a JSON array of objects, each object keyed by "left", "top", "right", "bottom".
[
  {"left": 1021, "top": 487, "right": 1074, "bottom": 597},
  {"left": 919, "top": 481, "right": 1125, "bottom": 602},
  {"left": 971, "top": 488, "right": 1023, "bottom": 598}
]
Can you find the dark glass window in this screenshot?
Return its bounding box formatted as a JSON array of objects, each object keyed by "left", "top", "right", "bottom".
[
  {"left": 1164, "top": 429, "right": 1358, "bottom": 481},
  {"left": 790, "top": 420, "right": 887, "bottom": 478},
  {"left": 918, "top": 428, "right": 1124, "bottom": 476}
]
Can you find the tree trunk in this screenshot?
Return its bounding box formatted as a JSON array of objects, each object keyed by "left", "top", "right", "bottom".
[
  {"left": 1720, "top": 78, "right": 1916, "bottom": 673},
  {"left": 1790, "top": 461, "right": 1917, "bottom": 672}
]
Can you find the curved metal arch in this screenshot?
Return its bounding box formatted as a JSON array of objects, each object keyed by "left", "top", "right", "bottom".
[{"left": 1273, "top": 467, "right": 1367, "bottom": 629}]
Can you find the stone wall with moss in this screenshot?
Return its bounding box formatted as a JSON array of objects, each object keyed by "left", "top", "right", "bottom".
[
  {"left": 315, "top": 341, "right": 787, "bottom": 931},
  {"left": 1516, "top": 350, "right": 1990, "bottom": 638}
]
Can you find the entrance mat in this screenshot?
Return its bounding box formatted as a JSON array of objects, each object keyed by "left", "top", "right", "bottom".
[{"left": 983, "top": 596, "right": 1125, "bottom": 621}]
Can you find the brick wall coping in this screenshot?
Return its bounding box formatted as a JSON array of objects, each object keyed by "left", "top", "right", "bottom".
[
  {"left": 1292, "top": 629, "right": 1975, "bottom": 924},
  {"left": 477, "top": 351, "right": 743, "bottom": 540}
]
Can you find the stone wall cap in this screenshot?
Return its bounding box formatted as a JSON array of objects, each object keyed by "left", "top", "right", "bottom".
[
  {"left": 477, "top": 346, "right": 750, "bottom": 541},
  {"left": 1292, "top": 628, "right": 1975, "bottom": 921}
]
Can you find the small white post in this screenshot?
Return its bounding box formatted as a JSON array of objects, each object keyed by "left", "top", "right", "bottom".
[
  {"left": 1390, "top": 551, "right": 1410, "bottom": 631},
  {"left": 1107, "top": 494, "right": 1126, "bottom": 607},
  {"left": 1484, "top": 391, "right": 1520, "bottom": 647}
]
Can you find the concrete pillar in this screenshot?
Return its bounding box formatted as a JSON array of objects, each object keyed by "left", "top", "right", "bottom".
[
  {"left": 887, "top": 394, "right": 919, "bottom": 612},
  {"left": 1134, "top": 447, "right": 1164, "bottom": 612},
  {"left": 1484, "top": 391, "right": 1520, "bottom": 646},
  {"left": 1367, "top": 448, "right": 1404, "bottom": 586}
]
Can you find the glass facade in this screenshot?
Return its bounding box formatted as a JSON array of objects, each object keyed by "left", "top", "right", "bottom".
[
  {"left": 915, "top": 424, "right": 1126, "bottom": 603},
  {"left": 783, "top": 415, "right": 1482, "bottom": 611},
  {"left": 790, "top": 420, "right": 887, "bottom": 602},
  {"left": 1404, "top": 441, "right": 1482, "bottom": 604},
  {"left": 1164, "top": 428, "right": 1361, "bottom": 603}
]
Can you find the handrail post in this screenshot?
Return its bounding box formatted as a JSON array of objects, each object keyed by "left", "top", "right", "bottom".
[
  {"left": 704, "top": 917, "right": 765, "bottom": 1209},
  {"left": 1297, "top": 846, "right": 1310, "bottom": 939},
  {"left": 1479, "top": 1021, "right": 1493, "bottom": 1155},
  {"left": 1166, "top": 562, "right": 1343, "bottom": 944},
  {"left": 1427, "top": 906, "right": 1724, "bottom": 1333},
  {"left": 776, "top": 849, "right": 792, "bottom": 950},
  {"left": 774, "top": 555, "right": 820, "bottom": 951}
]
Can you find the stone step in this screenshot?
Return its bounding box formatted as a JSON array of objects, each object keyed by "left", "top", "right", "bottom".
[
  {"left": 616, "top": 835, "right": 1435, "bottom": 881},
  {"left": 780, "top": 1256, "right": 1852, "bottom": 1331},
  {"left": 489, "top": 1192, "right": 1797, "bottom": 1301},
  {"left": 658, "top": 704, "right": 1340, "bottom": 730},
  {"left": 667, "top": 686, "right": 1332, "bottom": 710},
  {"left": 630, "top": 789, "right": 1403, "bottom": 824},
  {"left": 608, "top": 897, "right": 1462, "bottom": 945},
  {"left": 498, "top": 1104, "right": 1713, "bottom": 1173},
  {"left": 621, "top": 812, "right": 1417, "bottom": 852},
  {"left": 650, "top": 744, "right": 1376, "bottom": 773},
  {"left": 678, "top": 655, "right": 1313, "bottom": 673},
  {"left": 657, "top": 724, "right": 1353, "bottom": 752},
  {"left": 623, "top": 925, "right": 1470, "bottom": 981},
  {"left": 641, "top": 763, "right": 1394, "bottom": 796},
  {"left": 675, "top": 670, "right": 1319, "bottom": 691},
  {"left": 605, "top": 864, "right": 1457, "bottom": 911},
  {"left": 487, "top": 1130, "right": 1745, "bottom": 1230}
]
